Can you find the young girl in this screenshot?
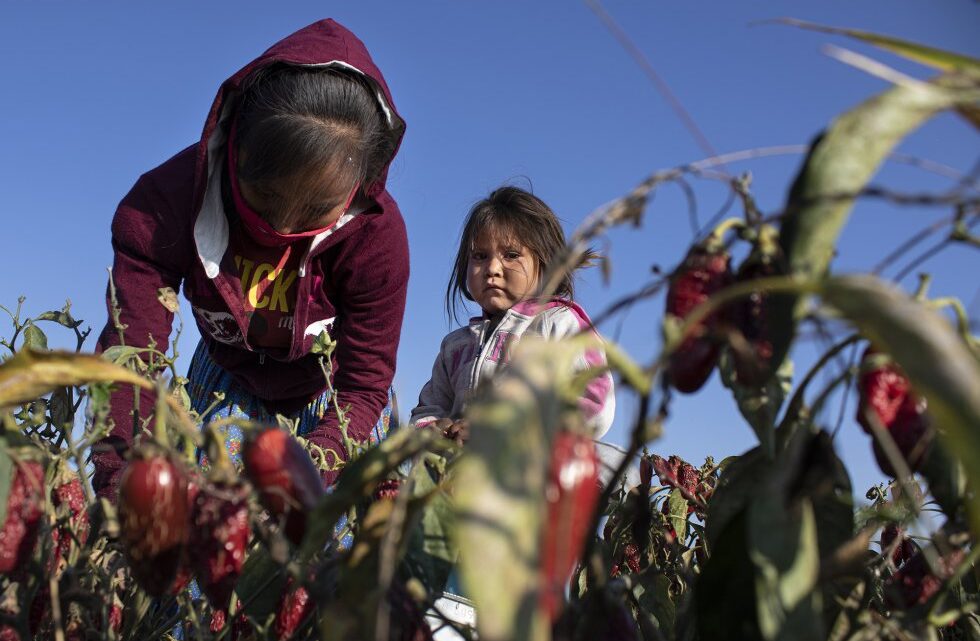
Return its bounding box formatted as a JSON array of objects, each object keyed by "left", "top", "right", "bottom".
[
  {"left": 91, "top": 19, "right": 408, "bottom": 497},
  {"left": 410, "top": 186, "right": 615, "bottom": 438}
]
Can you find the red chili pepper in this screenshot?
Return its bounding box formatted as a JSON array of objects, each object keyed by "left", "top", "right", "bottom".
[
  {"left": 169, "top": 473, "right": 200, "bottom": 596},
  {"left": 885, "top": 547, "right": 964, "bottom": 608},
  {"left": 243, "top": 428, "right": 326, "bottom": 546},
  {"left": 373, "top": 478, "right": 401, "bottom": 501},
  {"left": 117, "top": 451, "right": 190, "bottom": 596},
  {"left": 189, "top": 481, "right": 251, "bottom": 626},
  {"left": 273, "top": 578, "right": 313, "bottom": 641},
  {"left": 856, "top": 347, "right": 933, "bottom": 476},
  {"left": 731, "top": 257, "right": 777, "bottom": 387},
  {"left": 665, "top": 246, "right": 732, "bottom": 393},
  {"left": 48, "top": 469, "right": 89, "bottom": 576},
  {"left": 0, "top": 459, "right": 45, "bottom": 576},
  {"left": 880, "top": 524, "right": 917, "bottom": 568},
  {"left": 108, "top": 602, "right": 124, "bottom": 635},
  {"left": 539, "top": 432, "right": 600, "bottom": 621}
]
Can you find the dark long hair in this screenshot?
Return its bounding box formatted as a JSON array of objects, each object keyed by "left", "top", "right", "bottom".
[
  {"left": 446, "top": 186, "right": 584, "bottom": 324},
  {"left": 233, "top": 64, "right": 397, "bottom": 227}
]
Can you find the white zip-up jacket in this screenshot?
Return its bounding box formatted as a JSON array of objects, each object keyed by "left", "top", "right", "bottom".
[{"left": 410, "top": 298, "right": 615, "bottom": 437}]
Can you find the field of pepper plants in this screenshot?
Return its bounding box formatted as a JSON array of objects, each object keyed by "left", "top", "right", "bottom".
[{"left": 1, "top": 23, "right": 979, "bottom": 641}]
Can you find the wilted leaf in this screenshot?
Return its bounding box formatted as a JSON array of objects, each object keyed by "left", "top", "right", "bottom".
[
  {"left": 35, "top": 309, "right": 82, "bottom": 329},
  {"left": 22, "top": 323, "right": 48, "bottom": 351},
  {"left": 156, "top": 287, "right": 180, "bottom": 313},
  {"left": 49, "top": 385, "right": 73, "bottom": 427},
  {"left": 821, "top": 275, "right": 980, "bottom": 534},
  {"left": 768, "top": 71, "right": 980, "bottom": 370},
  {"left": 0, "top": 348, "right": 150, "bottom": 407},
  {"left": 101, "top": 345, "right": 147, "bottom": 366},
  {"left": 775, "top": 19, "right": 980, "bottom": 74}
]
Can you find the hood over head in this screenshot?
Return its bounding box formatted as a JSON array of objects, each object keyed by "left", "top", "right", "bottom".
[
  {"left": 191, "top": 18, "right": 406, "bottom": 278},
  {"left": 194, "top": 18, "right": 405, "bottom": 203}
]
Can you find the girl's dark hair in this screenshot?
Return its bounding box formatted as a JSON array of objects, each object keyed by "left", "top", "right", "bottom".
[
  {"left": 233, "top": 64, "right": 397, "bottom": 226},
  {"left": 446, "top": 186, "right": 582, "bottom": 323}
]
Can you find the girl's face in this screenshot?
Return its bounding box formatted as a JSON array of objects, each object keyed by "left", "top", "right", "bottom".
[{"left": 466, "top": 229, "right": 540, "bottom": 317}]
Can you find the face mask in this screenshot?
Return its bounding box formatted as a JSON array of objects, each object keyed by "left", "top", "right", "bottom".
[{"left": 226, "top": 123, "right": 359, "bottom": 248}]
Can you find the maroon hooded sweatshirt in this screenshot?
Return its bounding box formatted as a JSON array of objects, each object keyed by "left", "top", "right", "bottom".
[{"left": 92, "top": 19, "right": 409, "bottom": 496}]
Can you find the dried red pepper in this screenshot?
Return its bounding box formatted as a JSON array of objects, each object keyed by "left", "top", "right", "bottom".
[
  {"left": 856, "top": 347, "right": 933, "bottom": 477},
  {"left": 730, "top": 231, "right": 780, "bottom": 386},
  {"left": 243, "top": 428, "right": 326, "bottom": 546},
  {"left": 665, "top": 243, "right": 732, "bottom": 393},
  {"left": 885, "top": 546, "right": 965, "bottom": 609},
  {"left": 0, "top": 458, "right": 45, "bottom": 576},
  {"left": 274, "top": 578, "right": 313, "bottom": 641}
]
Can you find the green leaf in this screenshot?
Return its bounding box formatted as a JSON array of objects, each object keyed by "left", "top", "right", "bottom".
[
  {"left": 920, "top": 441, "right": 966, "bottom": 520},
  {"left": 636, "top": 573, "right": 675, "bottom": 633},
  {"left": 235, "top": 545, "right": 288, "bottom": 623},
  {"left": 768, "top": 71, "right": 980, "bottom": 370},
  {"left": 749, "top": 498, "right": 822, "bottom": 641},
  {"left": 101, "top": 345, "right": 146, "bottom": 366},
  {"left": 35, "top": 310, "right": 81, "bottom": 329},
  {"left": 0, "top": 348, "right": 150, "bottom": 408},
  {"left": 820, "top": 275, "right": 980, "bottom": 534},
  {"left": 696, "top": 509, "right": 761, "bottom": 641},
  {"left": 48, "top": 386, "right": 73, "bottom": 428},
  {"left": 22, "top": 323, "right": 48, "bottom": 351},
  {"left": 156, "top": 287, "right": 180, "bottom": 313},
  {"left": 453, "top": 338, "right": 585, "bottom": 641},
  {"left": 703, "top": 429, "right": 850, "bottom": 641},
  {"left": 0, "top": 443, "right": 12, "bottom": 530},
  {"left": 402, "top": 461, "right": 456, "bottom": 594},
  {"left": 720, "top": 352, "right": 793, "bottom": 457},
  {"left": 775, "top": 18, "right": 980, "bottom": 73},
  {"left": 746, "top": 428, "right": 848, "bottom": 641},
  {"left": 667, "top": 488, "right": 689, "bottom": 543}
]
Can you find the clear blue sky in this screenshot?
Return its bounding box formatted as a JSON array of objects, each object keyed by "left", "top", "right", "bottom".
[{"left": 1, "top": 2, "right": 977, "bottom": 499}]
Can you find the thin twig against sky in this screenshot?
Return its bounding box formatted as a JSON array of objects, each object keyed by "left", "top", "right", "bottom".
[{"left": 585, "top": 0, "right": 728, "bottom": 175}]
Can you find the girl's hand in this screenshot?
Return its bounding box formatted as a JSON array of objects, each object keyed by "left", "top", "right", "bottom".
[{"left": 430, "top": 417, "right": 470, "bottom": 446}]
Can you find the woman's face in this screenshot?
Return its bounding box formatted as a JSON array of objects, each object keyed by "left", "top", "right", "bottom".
[
  {"left": 238, "top": 166, "right": 357, "bottom": 234},
  {"left": 466, "top": 229, "right": 540, "bottom": 317}
]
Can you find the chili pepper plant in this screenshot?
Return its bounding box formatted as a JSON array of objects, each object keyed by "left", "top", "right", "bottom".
[{"left": 1, "top": 22, "right": 980, "bottom": 641}]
